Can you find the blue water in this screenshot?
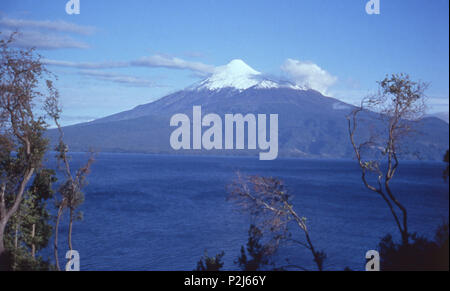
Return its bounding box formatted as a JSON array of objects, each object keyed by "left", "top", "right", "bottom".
[{"left": 42, "top": 153, "right": 449, "bottom": 271}]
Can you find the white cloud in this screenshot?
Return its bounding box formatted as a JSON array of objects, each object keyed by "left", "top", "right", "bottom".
[
  {"left": 44, "top": 54, "right": 216, "bottom": 75},
  {"left": 1, "top": 29, "right": 89, "bottom": 50},
  {"left": 131, "top": 54, "right": 215, "bottom": 75},
  {"left": 281, "top": 59, "right": 337, "bottom": 95},
  {"left": 0, "top": 15, "right": 95, "bottom": 50},
  {"left": 426, "top": 96, "right": 450, "bottom": 114},
  {"left": 79, "top": 70, "right": 158, "bottom": 88},
  {"left": 0, "top": 16, "right": 95, "bottom": 35},
  {"left": 43, "top": 59, "right": 128, "bottom": 69}
]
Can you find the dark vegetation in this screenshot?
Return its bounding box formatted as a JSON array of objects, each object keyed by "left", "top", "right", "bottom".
[
  {"left": 235, "top": 225, "right": 274, "bottom": 271},
  {"left": 195, "top": 251, "right": 225, "bottom": 271},
  {"left": 379, "top": 222, "right": 449, "bottom": 271},
  {"left": 0, "top": 33, "right": 93, "bottom": 271}
]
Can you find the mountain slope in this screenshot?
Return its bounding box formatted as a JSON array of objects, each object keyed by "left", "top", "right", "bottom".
[{"left": 47, "top": 60, "right": 449, "bottom": 160}]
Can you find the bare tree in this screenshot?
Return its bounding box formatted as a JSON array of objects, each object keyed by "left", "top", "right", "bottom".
[
  {"left": 53, "top": 195, "right": 67, "bottom": 270},
  {"left": 347, "top": 73, "right": 428, "bottom": 245},
  {"left": 45, "top": 82, "right": 94, "bottom": 270},
  {"left": 228, "top": 173, "right": 326, "bottom": 271}
]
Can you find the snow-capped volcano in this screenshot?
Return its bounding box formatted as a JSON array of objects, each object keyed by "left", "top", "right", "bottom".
[
  {"left": 48, "top": 57, "right": 449, "bottom": 160},
  {"left": 196, "top": 59, "right": 261, "bottom": 90},
  {"left": 194, "top": 59, "right": 303, "bottom": 91}
]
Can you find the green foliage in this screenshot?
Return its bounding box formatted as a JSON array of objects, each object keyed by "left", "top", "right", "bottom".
[
  {"left": 0, "top": 120, "right": 49, "bottom": 211},
  {"left": 379, "top": 73, "right": 426, "bottom": 107},
  {"left": 1, "top": 32, "right": 91, "bottom": 272},
  {"left": 4, "top": 169, "right": 57, "bottom": 270},
  {"left": 30, "top": 169, "right": 57, "bottom": 201},
  {"left": 195, "top": 250, "right": 225, "bottom": 271},
  {"left": 59, "top": 179, "right": 85, "bottom": 211},
  {"left": 0, "top": 32, "right": 58, "bottom": 271},
  {"left": 1, "top": 246, "right": 54, "bottom": 271}
]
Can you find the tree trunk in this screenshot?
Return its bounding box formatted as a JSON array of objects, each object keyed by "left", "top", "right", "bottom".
[
  {"left": 14, "top": 222, "right": 19, "bottom": 249},
  {"left": 385, "top": 183, "right": 409, "bottom": 245},
  {"left": 293, "top": 214, "right": 323, "bottom": 271},
  {"left": 0, "top": 169, "right": 35, "bottom": 270},
  {"left": 305, "top": 231, "right": 323, "bottom": 271},
  {"left": 0, "top": 222, "right": 7, "bottom": 271},
  {"left": 13, "top": 220, "right": 20, "bottom": 270},
  {"left": 54, "top": 205, "right": 63, "bottom": 271},
  {"left": 31, "top": 224, "right": 36, "bottom": 259},
  {"left": 68, "top": 208, "right": 73, "bottom": 251}
]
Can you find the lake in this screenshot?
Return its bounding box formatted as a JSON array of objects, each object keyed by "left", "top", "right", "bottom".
[{"left": 43, "top": 153, "right": 449, "bottom": 271}]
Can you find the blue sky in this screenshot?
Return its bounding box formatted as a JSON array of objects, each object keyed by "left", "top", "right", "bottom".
[{"left": 0, "top": 0, "right": 448, "bottom": 125}]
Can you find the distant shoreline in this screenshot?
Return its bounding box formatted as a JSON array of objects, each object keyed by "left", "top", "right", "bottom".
[{"left": 44, "top": 150, "right": 447, "bottom": 164}]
